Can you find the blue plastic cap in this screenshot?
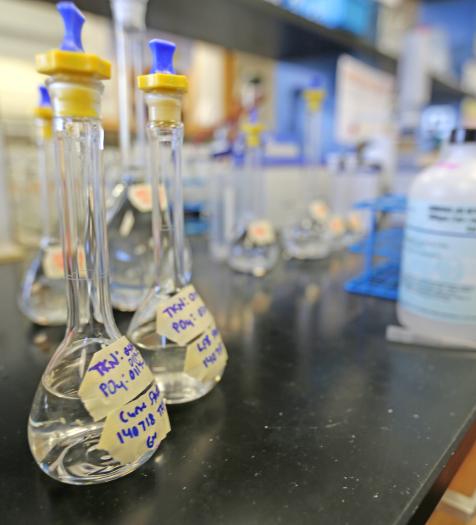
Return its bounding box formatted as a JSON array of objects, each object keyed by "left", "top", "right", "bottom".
[
  {"left": 310, "top": 74, "right": 324, "bottom": 89},
  {"left": 149, "top": 39, "right": 176, "bottom": 74},
  {"left": 249, "top": 107, "right": 259, "bottom": 123},
  {"left": 57, "top": 2, "right": 85, "bottom": 52},
  {"left": 38, "top": 85, "right": 51, "bottom": 107}
]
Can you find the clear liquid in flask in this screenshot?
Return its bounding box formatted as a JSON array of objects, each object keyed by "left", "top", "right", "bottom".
[
  {"left": 108, "top": 181, "right": 155, "bottom": 312},
  {"left": 28, "top": 334, "right": 156, "bottom": 485},
  {"left": 228, "top": 228, "right": 279, "bottom": 277},
  {"left": 18, "top": 245, "right": 67, "bottom": 326}
]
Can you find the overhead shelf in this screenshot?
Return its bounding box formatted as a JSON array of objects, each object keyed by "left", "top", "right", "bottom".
[
  {"left": 432, "top": 75, "right": 473, "bottom": 102},
  {"left": 39, "top": 0, "right": 393, "bottom": 66},
  {"left": 40, "top": 0, "right": 472, "bottom": 100}
]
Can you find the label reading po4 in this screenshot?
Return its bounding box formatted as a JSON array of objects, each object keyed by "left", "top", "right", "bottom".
[
  {"left": 78, "top": 336, "right": 154, "bottom": 421},
  {"left": 247, "top": 220, "right": 276, "bottom": 246},
  {"left": 309, "top": 200, "right": 329, "bottom": 223},
  {"left": 128, "top": 183, "right": 152, "bottom": 213},
  {"left": 99, "top": 382, "right": 170, "bottom": 464},
  {"left": 43, "top": 246, "right": 86, "bottom": 279},
  {"left": 156, "top": 285, "right": 214, "bottom": 346},
  {"left": 184, "top": 321, "right": 228, "bottom": 382}
]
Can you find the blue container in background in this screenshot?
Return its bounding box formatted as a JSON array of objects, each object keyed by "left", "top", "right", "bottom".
[{"left": 282, "top": 0, "right": 376, "bottom": 37}]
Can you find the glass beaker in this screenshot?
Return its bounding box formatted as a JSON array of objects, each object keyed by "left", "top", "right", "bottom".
[
  {"left": 128, "top": 39, "right": 228, "bottom": 404},
  {"left": 18, "top": 85, "right": 67, "bottom": 325},
  {"left": 28, "top": 2, "right": 169, "bottom": 485}
]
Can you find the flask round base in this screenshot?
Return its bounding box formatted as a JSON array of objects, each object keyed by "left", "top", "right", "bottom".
[
  {"left": 18, "top": 300, "right": 66, "bottom": 326},
  {"left": 129, "top": 319, "right": 223, "bottom": 405},
  {"left": 281, "top": 223, "right": 330, "bottom": 260},
  {"left": 155, "top": 371, "right": 217, "bottom": 404},
  {"left": 228, "top": 242, "right": 279, "bottom": 277},
  {"left": 18, "top": 250, "right": 67, "bottom": 326},
  {"left": 28, "top": 422, "right": 153, "bottom": 485},
  {"left": 110, "top": 284, "right": 148, "bottom": 312}
]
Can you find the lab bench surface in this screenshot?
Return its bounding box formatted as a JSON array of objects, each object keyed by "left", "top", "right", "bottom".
[{"left": 2, "top": 239, "right": 476, "bottom": 525}]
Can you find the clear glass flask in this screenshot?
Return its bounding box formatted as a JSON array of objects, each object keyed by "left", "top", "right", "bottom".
[
  {"left": 228, "top": 111, "right": 279, "bottom": 276},
  {"left": 18, "top": 85, "right": 67, "bottom": 325},
  {"left": 107, "top": 0, "right": 154, "bottom": 312},
  {"left": 0, "top": 121, "right": 22, "bottom": 261},
  {"left": 281, "top": 77, "right": 331, "bottom": 260},
  {"left": 128, "top": 39, "right": 228, "bottom": 404},
  {"left": 208, "top": 151, "right": 235, "bottom": 261},
  {"left": 28, "top": 3, "right": 168, "bottom": 485}
]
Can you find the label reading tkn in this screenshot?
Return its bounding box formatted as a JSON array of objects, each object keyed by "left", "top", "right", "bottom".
[
  {"left": 78, "top": 336, "right": 154, "bottom": 421},
  {"left": 156, "top": 285, "right": 213, "bottom": 346}
]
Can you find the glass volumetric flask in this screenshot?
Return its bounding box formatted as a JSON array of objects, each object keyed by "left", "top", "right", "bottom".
[
  {"left": 282, "top": 76, "right": 331, "bottom": 260},
  {"left": 28, "top": 3, "right": 169, "bottom": 485},
  {"left": 128, "top": 39, "right": 228, "bottom": 404},
  {"left": 107, "top": 0, "right": 192, "bottom": 312},
  {"left": 228, "top": 111, "right": 279, "bottom": 276},
  {"left": 208, "top": 151, "right": 235, "bottom": 261},
  {"left": 107, "top": 0, "right": 154, "bottom": 312},
  {"left": 18, "top": 85, "right": 67, "bottom": 326}
]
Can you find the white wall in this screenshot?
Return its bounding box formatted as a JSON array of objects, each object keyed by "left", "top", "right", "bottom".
[{"left": 0, "top": 0, "right": 116, "bottom": 130}]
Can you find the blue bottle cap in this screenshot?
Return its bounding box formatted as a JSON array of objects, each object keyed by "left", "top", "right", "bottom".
[
  {"left": 57, "top": 2, "right": 85, "bottom": 52},
  {"left": 38, "top": 85, "right": 51, "bottom": 107},
  {"left": 309, "top": 74, "right": 324, "bottom": 89},
  {"left": 149, "top": 39, "right": 176, "bottom": 74},
  {"left": 249, "top": 107, "right": 259, "bottom": 124}
]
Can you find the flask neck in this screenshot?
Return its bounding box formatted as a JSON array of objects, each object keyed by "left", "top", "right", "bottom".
[
  {"left": 51, "top": 81, "right": 119, "bottom": 337},
  {"left": 145, "top": 91, "right": 188, "bottom": 292},
  {"left": 242, "top": 143, "right": 266, "bottom": 223},
  {"left": 303, "top": 107, "right": 322, "bottom": 166},
  {"left": 112, "top": 0, "right": 148, "bottom": 175},
  {"left": 35, "top": 121, "right": 58, "bottom": 244}
]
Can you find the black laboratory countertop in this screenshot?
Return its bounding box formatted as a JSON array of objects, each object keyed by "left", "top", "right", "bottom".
[{"left": 2, "top": 238, "right": 476, "bottom": 525}]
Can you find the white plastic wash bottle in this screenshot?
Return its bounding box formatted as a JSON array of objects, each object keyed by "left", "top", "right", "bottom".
[{"left": 397, "top": 128, "right": 476, "bottom": 346}]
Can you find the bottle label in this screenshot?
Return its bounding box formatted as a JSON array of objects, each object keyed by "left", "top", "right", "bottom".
[
  {"left": 155, "top": 285, "right": 214, "bottom": 346},
  {"left": 128, "top": 183, "right": 168, "bottom": 213},
  {"left": 309, "top": 200, "right": 329, "bottom": 222},
  {"left": 399, "top": 200, "right": 476, "bottom": 324},
  {"left": 184, "top": 320, "right": 228, "bottom": 382},
  {"left": 98, "top": 382, "right": 170, "bottom": 464},
  {"left": 43, "top": 245, "right": 86, "bottom": 279},
  {"left": 347, "top": 211, "right": 365, "bottom": 234},
  {"left": 329, "top": 215, "right": 346, "bottom": 237},
  {"left": 247, "top": 220, "right": 276, "bottom": 246},
  {"left": 78, "top": 336, "right": 155, "bottom": 422},
  {"left": 128, "top": 183, "right": 152, "bottom": 213}
]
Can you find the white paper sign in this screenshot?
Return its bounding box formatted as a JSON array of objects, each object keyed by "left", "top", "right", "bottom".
[{"left": 336, "top": 55, "right": 395, "bottom": 145}]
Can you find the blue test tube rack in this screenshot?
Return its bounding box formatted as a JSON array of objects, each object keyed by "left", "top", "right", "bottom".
[{"left": 344, "top": 194, "right": 407, "bottom": 301}]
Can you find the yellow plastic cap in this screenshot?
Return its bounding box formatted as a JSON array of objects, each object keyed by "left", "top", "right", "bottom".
[
  {"left": 34, "top": 106, "right": 53, "bottom": 119},
  {"left": 304, "top": 88, "right": 325, "bottom": 111},
  {"left": 138, "top": 72, "right": 188, "bottom": 93},
  {"left": 36, "top": 49, "right": 111, "bottom": 79},
  {"left": 242, "top": 111, "right": 265, "bottom": 148}
]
